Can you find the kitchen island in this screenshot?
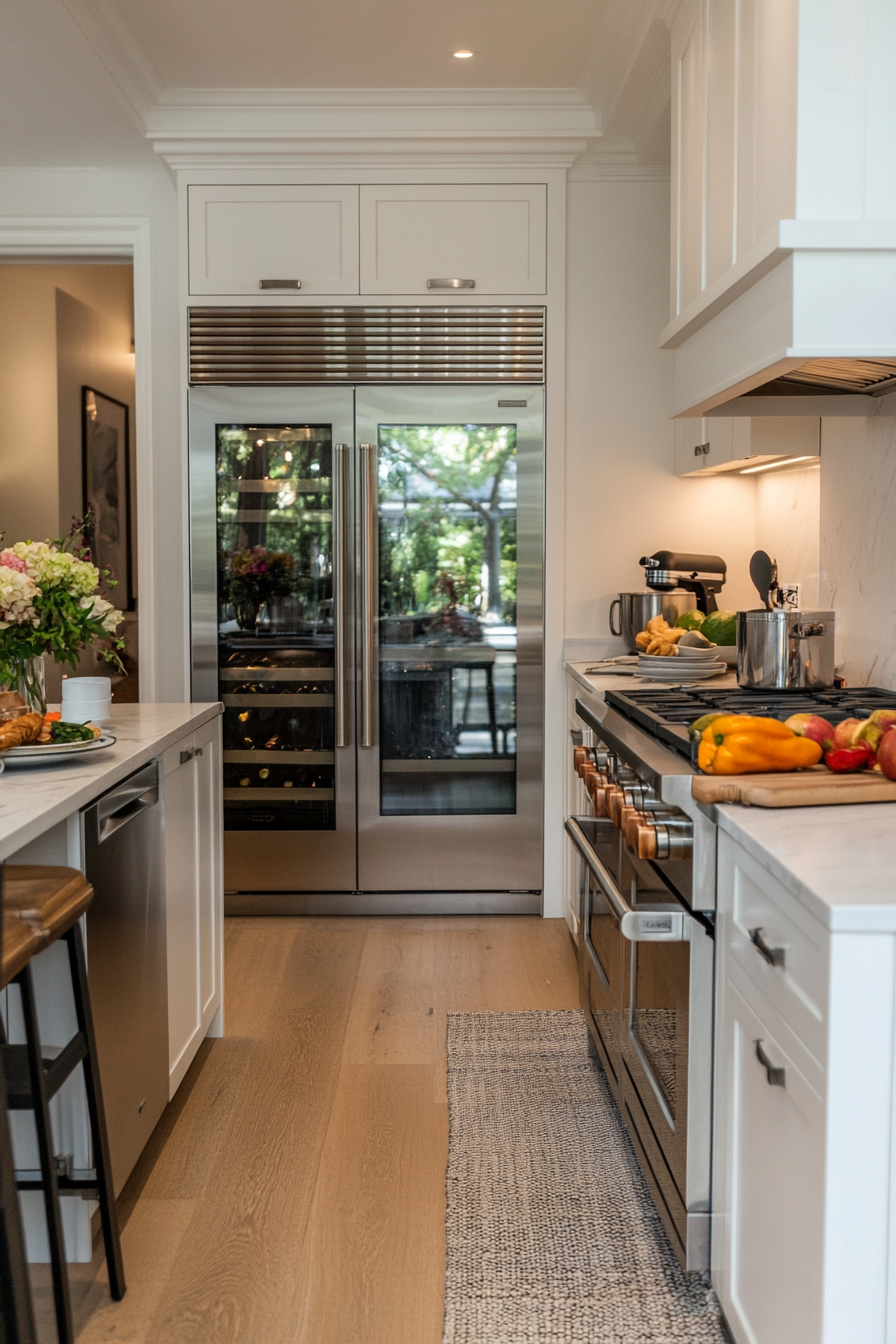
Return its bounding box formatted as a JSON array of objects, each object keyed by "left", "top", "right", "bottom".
[{"left": 1, "top": 701, "right": 223, "bottom": 1263}]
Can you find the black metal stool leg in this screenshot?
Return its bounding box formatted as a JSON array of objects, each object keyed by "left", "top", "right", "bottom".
[
  {"left": 17, "top": 968, "right": 75, "bottom": 1344},
  {"left": 64, "top": 925, "right": 125, "bottom": 1302},
  {"left": 0, "top": 1042, "right": 38, "bottom": 1344}
]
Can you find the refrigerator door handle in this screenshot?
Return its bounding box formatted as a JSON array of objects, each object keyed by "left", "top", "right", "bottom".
[
  {"left": 333, "top": 443, "right": 350, "bottom": 748},
  {"left": 359, "top": 441, "right": 378, "bottom": 748}
]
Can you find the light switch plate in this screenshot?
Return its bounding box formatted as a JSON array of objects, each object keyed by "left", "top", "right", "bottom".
[{"left": 778, "top": 583, "right": 801, "bottom": 609}]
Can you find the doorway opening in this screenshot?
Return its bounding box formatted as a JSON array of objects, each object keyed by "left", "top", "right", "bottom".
[{"left": 0, "top": 261, "right": 139, "bottom": 701}]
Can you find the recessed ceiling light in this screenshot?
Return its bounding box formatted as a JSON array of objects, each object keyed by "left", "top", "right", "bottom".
[{"left": 454, "top": 50, "right": 473, "bottom": 58}]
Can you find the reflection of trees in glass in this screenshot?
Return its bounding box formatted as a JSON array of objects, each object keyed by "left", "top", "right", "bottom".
[
  {"left": 215, "top": 425, "right": 333, "bottom": 611},
  {"left": 379, "top": 424, "right": 516, "bottom": 623}
]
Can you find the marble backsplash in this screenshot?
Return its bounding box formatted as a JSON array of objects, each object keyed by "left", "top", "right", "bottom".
[
  {"left": 819, "top": 402, "right": 896, "bottom": 688},
  {"left": 755, "top": 465, "right": 821, "bottom": 608}
]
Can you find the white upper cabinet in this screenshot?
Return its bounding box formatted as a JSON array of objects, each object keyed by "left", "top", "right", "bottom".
[
  {"left": 188, "top": 185, "right": 360, "bottom": 296},
  {"left": 675, "top": 416, "right": 819, "bottom": 476},
  {"left": 359, "top": 185, "right": 547, "bottom": 295},
  {"left": 666, "top": 0, "right": 896, "bottom": 416},
  {"left": 671, "top": 0, "right": 799, "bottom": 322}
]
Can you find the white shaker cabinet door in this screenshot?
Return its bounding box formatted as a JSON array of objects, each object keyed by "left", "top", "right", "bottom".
[
  {"left": 359, "top": 184, "right": 547, "bottom": 295},
  {"left": 164, "top": 718, "right": 223, "bottom": 1097},
  {"left": 713, "top": 974, "right": 824, "bottom": 1344},
  {"left": 674, "top": 416, "right": 734, "bottom": 475},
  {"left": 188, "top": 185, "right": 360, "bottom": 296},
  {"left": 193, "top": 715, "right": 222, "bottom": 1034}
]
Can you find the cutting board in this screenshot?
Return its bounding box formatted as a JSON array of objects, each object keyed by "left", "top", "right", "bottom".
[{"left": 692, "top": 767, "right": 896, "bottom": 808}]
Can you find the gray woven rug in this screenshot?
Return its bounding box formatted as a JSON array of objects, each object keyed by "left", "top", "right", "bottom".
[{"left": 443, "top": 1010, "right": 727, "bottom": 1344}]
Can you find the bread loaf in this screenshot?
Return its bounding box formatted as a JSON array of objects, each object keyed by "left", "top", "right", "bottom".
[{"left": 0, "top": 713, "right": 43, "bottom": 752}]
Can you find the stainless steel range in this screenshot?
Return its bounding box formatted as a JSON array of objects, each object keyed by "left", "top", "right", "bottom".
[{"left": 566, "top": 681, "right": 896, "bottom": 1272}]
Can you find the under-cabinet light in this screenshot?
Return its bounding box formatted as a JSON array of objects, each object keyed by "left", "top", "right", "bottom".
[
  {"left": 453, "top": 50, "right": 474, "bottom": 58},
  {"left": 739, "top": 455, "right": 815, "bottom": 475}
]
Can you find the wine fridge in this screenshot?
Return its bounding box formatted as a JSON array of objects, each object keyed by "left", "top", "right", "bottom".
[{"left": 189, "top": 384, "right": 544, "bottom": 908}]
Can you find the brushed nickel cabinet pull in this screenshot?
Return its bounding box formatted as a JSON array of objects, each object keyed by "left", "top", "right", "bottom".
[
  {"left": 426, "top": 278, "right": 475, "bottom": 289},
  {"left": 755, "top": 1039, "right": 786, "bottom": 1087},
  {"left": 749, "top": 927, "right": 786, "bottom": 968},
  {"left": 259, "top": 279, "right": 302, "bottom": 290}
]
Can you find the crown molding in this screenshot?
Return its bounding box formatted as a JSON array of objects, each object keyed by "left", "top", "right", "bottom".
[
  {"left": 569, "top": 138, "right": 670, "bottom": 182},
  {"left": 154, "top": 86, "right": 593, "bottom": 110},
  {"left": 146, "top": 93, "right": 600, "bottom": 169},
  {"left": 152, "top": 136, "right": 595, "bottom": 172}
]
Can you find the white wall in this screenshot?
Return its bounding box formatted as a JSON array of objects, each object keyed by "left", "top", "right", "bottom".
[
  {"left": 819, "top": 403, "right": 896, "bottom": 687},
  {"left": 564, "top": 179, "right": 758, "bottom": 660},
  {"left": 0, "top": 164, "right": 185, "bottom": 702}
]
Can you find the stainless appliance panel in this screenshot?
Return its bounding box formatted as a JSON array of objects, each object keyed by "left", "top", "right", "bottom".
[
  {"left": 354, "top": 386, "right": 544, "bottom": 892},
  {"left": 82, "top": 762, "right": 167, "bottom": 1196},
  {"left": 190, "top": 387, "right": 357, "bottom": 893}
]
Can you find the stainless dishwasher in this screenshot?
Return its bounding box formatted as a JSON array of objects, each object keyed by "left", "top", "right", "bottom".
[{"left": 82, "top": 761, "right": 168, "bottom": 1195}]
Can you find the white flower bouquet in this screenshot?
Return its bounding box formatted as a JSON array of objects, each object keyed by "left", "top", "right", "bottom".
[{"left": 0, "top": 517, "right": 124, "bottom": 712}]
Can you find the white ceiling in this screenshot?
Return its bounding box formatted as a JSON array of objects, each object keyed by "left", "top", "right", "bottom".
[
  {"left": 116, "top": 0, "right": 607, "bottom": 92},
  {"left": 0, "top": 0, "right": 673, "bottom": 170}
]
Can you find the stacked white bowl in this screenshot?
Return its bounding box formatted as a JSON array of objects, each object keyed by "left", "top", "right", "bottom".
[{"left": 61, "top": 676, "right": 113, "bottom": 724}]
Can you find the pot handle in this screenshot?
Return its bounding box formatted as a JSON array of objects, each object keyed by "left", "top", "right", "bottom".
[{"left": 609, "top": 598, "right": 622, "bottom": 638}]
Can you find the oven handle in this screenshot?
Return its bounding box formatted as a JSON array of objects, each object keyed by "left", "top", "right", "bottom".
[
  {"left": 565, "top": 815, "right": 692, "bottom": 943},
  {"left": 565, "top": 817, "right": 633, "bottom": 922}
]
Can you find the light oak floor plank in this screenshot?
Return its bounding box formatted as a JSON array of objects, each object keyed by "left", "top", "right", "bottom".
[{"left": 30, "top": 914, "right": 578, "bottom": 1344}]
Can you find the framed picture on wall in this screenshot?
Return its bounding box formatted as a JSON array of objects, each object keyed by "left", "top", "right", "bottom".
[{"left": 82, "top": 387, "right": 134, "bottom": 611}]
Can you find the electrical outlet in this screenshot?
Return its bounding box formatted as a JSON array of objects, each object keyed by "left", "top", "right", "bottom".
[{"left": 778, "top": 583, "right": 801, "bottom": 609}]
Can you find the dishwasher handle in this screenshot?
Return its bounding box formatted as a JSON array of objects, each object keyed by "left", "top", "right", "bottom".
[{"left": 94, "top": 762, "right": 160, "bottom": 843}]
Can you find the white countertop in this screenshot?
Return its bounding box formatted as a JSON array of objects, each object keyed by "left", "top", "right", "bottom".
[
  {"left": 0, "top": 702, "right": 221, "bottom": 862},
  {"left": 565, "top": 660, "right": 896, "bottom": 934},
  {"left": 714, "top": 801, "right": 896, "bottom": 934}
]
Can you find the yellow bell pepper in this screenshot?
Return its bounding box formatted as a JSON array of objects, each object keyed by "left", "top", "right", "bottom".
[{"left": 697, "top": 715, "right": 823, "bottom": 775}]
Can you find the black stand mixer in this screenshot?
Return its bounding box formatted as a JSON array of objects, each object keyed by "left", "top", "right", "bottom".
[{"left": 639, "top": 551, "right": 727, "bottom": 615}]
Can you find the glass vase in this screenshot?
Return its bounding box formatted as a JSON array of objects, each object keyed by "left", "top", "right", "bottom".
[{"left": 0, "top": 654, "right": 47, "bottom": 715}]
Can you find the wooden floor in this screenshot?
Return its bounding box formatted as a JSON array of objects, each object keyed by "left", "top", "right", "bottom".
[{"left": 32, "top": 915, "right": 579, "bottom": 1344}]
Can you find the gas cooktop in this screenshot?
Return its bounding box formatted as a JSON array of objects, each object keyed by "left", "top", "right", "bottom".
[{"left": 605, "top": 686, "right": 896, "bottom": 761}]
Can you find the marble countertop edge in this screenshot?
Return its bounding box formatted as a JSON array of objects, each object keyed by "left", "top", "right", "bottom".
[
  {"left": 715, "top": 802, "right": 896, "bottom": 933},
  {"left": 0, "top": 702, "right": 222, "bottom": 862}
]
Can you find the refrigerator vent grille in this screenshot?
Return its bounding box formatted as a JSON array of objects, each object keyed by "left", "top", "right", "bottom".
[{"left": 189, "top": 306, "right": 545, "bottom": 385}]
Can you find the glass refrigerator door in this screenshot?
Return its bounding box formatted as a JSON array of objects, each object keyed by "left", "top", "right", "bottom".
[
  {"left": 189, "top": 388, "right": 356, "bottom": 893},
  {"left": 355, "top": 387, "right": 544, "bottom": 893}
]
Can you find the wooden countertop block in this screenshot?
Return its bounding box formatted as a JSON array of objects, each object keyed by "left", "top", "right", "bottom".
[
  {"left": 1, "top": 910, "right": 42, "bottom": 988},
  {"left": 3, "top": 865, "right": 93, "bottom": 947}
]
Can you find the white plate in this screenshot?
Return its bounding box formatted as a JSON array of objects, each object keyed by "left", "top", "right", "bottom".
[
  {"left": 638, "top": 662, "right": 726, "bottom": 681},
  {"left": 1, "top": 733, "right": 116, "bottom": 766},
  {"left": 715, "top": 645, "right": 738, "bottom": 665}
]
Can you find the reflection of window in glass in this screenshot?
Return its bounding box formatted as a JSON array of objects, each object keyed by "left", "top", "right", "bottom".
[
  {"left": 378, "top": 424, "right": 517, "bottom": 630},
  {"left": 376, "top": 424, "right": 518, "bottom": 817}
]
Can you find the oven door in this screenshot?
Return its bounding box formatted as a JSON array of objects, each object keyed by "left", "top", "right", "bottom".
[
  {"left": 565, "top": 816, "right": 625, "bottom": 1095},
  {"left": 619, "top": 845, "right": 714, "bottom": 1269}
]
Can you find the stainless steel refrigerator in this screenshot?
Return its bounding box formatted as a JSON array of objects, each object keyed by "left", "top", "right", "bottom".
[{"left": 189, "top": 384, "right": 544, "bottom": 909}]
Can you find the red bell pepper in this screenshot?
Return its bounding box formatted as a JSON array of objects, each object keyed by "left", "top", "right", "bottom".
[{"left": 824, "top": 742, "right": 874, "bottom": 773}]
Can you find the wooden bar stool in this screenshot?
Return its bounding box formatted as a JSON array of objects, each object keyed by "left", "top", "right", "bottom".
[
  {"left": 1, "top": 907, "right": 41, "bottom": 1344},
  {"left": 2, "top": 866, "right": 126, "bottom": 1344}
]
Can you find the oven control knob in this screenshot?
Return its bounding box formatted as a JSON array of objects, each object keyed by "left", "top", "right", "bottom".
[
  {"left": 624, "top": 810, "right": 647, "bottom": 851},
  {"left": 592, "top": 748, "right": 611, "bottom": 771},
  {"left": 573, "top": 747, "right": 588, "bottom": 775},
  {"left": 632, "top": 817, "right": 694, "bottom": 861},
  {"left": 598, "top": 782, "right": 620, "bottom": 820},
  {"left": 622, "top": 782, "right": 658, "bottom": 811}
]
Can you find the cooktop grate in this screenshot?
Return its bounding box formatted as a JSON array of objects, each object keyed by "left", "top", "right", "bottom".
[{"left": 605, "top": 686, "right": 896, "bottom": 760}]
